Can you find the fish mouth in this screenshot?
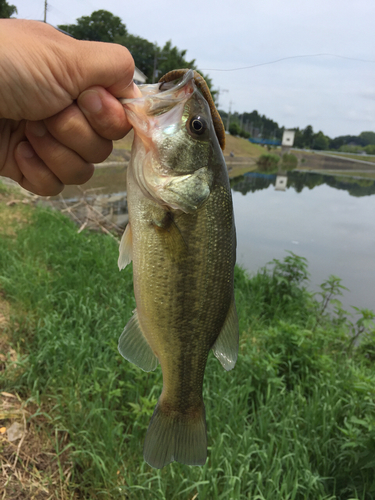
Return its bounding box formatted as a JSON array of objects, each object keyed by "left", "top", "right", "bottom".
[
  {"left": 119, "top": 70, "right": 197, "bottom": 152},
  {"left": 118, "top": 69, "right": 195, "bottom": 111}
]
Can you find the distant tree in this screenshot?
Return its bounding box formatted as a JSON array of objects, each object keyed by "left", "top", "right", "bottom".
[
  {"left": 293, "top": 128, "right": 304, "bottom": 148},
  {"left": 115, "top": 33, "right": 155, "bottom": 81},
  {"left": 58, "top": 10, "right": 126, "bottom": 42},
  {"left": 359, "top": 131, "right": 375, "bottom": 146},
  {"left": 329, "top": 136, "right": 347, "bottom": 150},
  {"left": 239, "top": 128, "right": 250, "bottom": 139},
  {"left": 302, "top": 125, "right": 314, "bottom": 148},
  {"left": 115, "top": 35, "right": 215, "bottom": 95},
  {"left": 0, "top": 0, "right": 17, "bottom": 18},
  {"left": 229, "top": 123, "right": 240, "bottom": 136},
  {"left": 313, "top": 131, "right": 329, "bottom": 151}
]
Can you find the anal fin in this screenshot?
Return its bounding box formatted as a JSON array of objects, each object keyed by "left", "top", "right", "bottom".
[
  {"left": 212, "top": 297, "right": 239, "bottom": 371},
  {"left": 118, "top": 310, "right": 158, "bottom": 372}
]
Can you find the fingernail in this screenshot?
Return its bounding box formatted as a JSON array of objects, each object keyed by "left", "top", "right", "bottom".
[
  {"left": 18, "top": 141, "right": 35, "bottom": 158},
  {"left": 27, "top": 120, "right": 47, "bottom": 137},
  {"left": 79, "top": 90, "right": 103, "bottom": 113}
]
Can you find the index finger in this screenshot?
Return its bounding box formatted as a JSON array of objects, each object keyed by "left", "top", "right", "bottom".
[{"left": 77, "top": 84, "right": 142, "bottom": 141}]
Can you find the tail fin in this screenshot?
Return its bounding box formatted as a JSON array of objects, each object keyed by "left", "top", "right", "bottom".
[{"left": 143, "top": 400, "right": 207, "bottom": 469}]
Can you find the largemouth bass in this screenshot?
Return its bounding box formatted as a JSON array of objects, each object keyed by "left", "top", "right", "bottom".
[{"left": 118, "top": 69, "right": 238, "bottom": 469}]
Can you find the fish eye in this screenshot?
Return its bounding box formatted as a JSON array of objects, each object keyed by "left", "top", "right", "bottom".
[{"left": 189, "top": 116, "right": 207, "bottom": 135}]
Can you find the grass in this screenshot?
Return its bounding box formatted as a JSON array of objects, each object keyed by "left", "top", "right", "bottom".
[
  {"left": 324, "top": 153, "right": 375, "bottom": 164},
  {"left": 223, "top": 135, "right": 265, "bottom": 158},
  {"left": 1, "top": 187, "right": 375, "bottom": 499}
]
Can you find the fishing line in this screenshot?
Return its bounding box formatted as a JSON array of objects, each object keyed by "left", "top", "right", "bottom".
[{"left": 201, "top": 53, "right": 375, "bottom": 72}]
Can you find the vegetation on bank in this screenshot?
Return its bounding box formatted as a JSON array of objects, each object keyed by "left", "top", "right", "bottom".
[
  {"left": 1, "top": 184, "right": 375, "bottom": 499},
  {"left": 256, "top": 153, "right": 298, "bottom": 173}
]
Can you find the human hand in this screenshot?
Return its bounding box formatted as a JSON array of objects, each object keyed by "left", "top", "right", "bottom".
[{"left": 0, "top": 19, "right": 141, "bottom": 196}]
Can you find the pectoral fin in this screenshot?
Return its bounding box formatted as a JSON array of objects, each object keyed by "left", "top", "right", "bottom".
[
  {"left": 118, "top": 310, "right": 159, "bottom": 372},
  {"left": 118, "top": 223, "right": 133, "bottom": 270},
  {"left": 212, "top": 298, "right": 239, "bottom": 371},
  {"left": 153, "top": 211, "right": 188, "bottom": 255}
]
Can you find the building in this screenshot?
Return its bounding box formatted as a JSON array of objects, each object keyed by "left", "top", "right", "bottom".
[
  {"left": 134, "top": 67, "right": 147, "bottom": 85},
  {"left": 282, "top": 130, "right": 295, "bottom": 147}
]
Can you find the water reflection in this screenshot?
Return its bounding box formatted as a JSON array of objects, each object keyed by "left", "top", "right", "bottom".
[
  {"left": 231, "top": 171, "right": 375, "bottom": 197},
  {"left": 231, "top": 170, "right": 375, "bottom": 314}
]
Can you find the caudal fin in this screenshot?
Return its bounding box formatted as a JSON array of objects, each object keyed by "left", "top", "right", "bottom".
[{"left": 143, "top": 400, "right": 207, "bottom": 469}]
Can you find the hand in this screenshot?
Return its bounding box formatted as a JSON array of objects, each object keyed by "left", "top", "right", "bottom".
[{"left": 0, "top": 19, "right": 141, "bottom": 196}]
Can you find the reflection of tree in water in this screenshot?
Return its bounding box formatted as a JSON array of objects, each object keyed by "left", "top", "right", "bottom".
[
  {"left": 287, "top": 172, "right": 325, "bottom": 192},
  {"left": 230, "top": 171, "right": 375, "bottom": 198},
  {"left": 230, "top": 173, "right": 275, "bottom": 195}
]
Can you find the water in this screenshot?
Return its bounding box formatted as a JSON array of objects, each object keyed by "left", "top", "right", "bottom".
[{"left": 231, "top": 171, "right": 375, "bottom": 314}]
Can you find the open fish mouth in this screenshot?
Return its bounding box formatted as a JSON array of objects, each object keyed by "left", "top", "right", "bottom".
[
  {"left": 118, "top": 69, "right": 195, "bottom": 111},
  {"left": 119, "top": 69, "right": 226, "bottom": 150}
]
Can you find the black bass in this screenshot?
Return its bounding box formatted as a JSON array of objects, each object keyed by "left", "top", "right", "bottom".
[{"left": 118, "top": 69, "right": 238, "bottom": 469}]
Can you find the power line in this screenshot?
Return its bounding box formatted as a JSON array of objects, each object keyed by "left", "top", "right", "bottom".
[{"left": 201, "top": 53, "right": 375, "bottom": 72}]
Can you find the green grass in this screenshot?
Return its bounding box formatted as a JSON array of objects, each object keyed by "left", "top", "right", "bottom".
[
  {"left": 1, "top": 203, "right": 375, "bottom": 499},
  {"left": 324, "top": 152, "right": 375, "bottom": 164}
]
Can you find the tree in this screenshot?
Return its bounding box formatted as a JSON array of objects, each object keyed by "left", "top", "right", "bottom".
[
  {"left": 302, "top": 125, "right": 314, "bottom": 149},
  {"left": 229, "top": 123, "right": 240, "bottom": 136},
  {"left": 313, "top": 131, "right": 329, "bottom": 151},
  {"left": 157, "top": 41, "right": 214, "bottom": 95},
  {"left": 0, "top": 0, "right": 17, "bottom": 18},
  {"left": 115, "top": 33, "right": 155, "bottom": 81},
  {"left": 58, "top": 10, "right": 126, "bottom": 42},
  {"left": 359, "top": 131, "right": 375, "bottom": 146}
]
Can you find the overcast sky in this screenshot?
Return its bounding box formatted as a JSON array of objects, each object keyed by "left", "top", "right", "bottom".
[{"left": 13, "top": 0, "right": 375, "bottom": 138}]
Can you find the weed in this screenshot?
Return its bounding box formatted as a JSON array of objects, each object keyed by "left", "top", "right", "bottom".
[{"left": 1, "top": 205, "right": 375, "bottom": 499}]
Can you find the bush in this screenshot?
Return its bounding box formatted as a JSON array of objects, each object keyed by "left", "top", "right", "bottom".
[
  {"left": 281, "top": 153, "right": 298, "bottom": 170},
  {"left": 256, "top": 153, "right": 280, "bottom": 172},
  {"left": 229, "top": 122, "right": 240, "bottom": 136},
  {"left": 338, "top": 145, "right": 363, "bottom": 154}
]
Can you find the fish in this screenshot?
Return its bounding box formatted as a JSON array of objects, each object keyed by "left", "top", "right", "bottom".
[{"left": 118, "top": 69, "right": 238, "bottom": 469}]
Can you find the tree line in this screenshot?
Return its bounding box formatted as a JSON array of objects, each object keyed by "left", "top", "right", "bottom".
[
  {"left": 221, "top": 110, "right": 375, "bottom": 153},
  {"left": 2, "top": 3, "right": 374, "bottom": 152}
]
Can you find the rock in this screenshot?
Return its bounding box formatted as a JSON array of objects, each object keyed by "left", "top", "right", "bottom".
[{"left": 7, "top": 421, "right": 23, "bottom": 442}]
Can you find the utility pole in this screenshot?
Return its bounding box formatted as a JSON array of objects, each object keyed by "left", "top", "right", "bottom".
[
  {"left": 216, "top": 87, "right": 228, "bottom": 109},
  {"left": 44, "top": 0, "right": 47, "bottom": 23},
  {"left": 152, "top": 50, "right": 158, "bottom": 84},
  {"left": 226, "top": 101, "right": 233, "bottom": 132}
]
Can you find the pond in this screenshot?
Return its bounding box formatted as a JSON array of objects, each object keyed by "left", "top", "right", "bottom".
[
  {"left": 56, "top": 166, "right": 375, "bottom": 316},
  {"left": 231, "top": 171, "right": 375, "bottom": 315}
]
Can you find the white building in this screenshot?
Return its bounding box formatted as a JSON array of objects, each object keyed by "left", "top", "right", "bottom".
[
  {"left": 275, "top": 175, "right": 287, "bottom": 191},
  {"left": 134, "top": 67, "right": 147, "bottom": 85},
  {"left": 282, "top": 130, "right": 295, "bottom": 147}
]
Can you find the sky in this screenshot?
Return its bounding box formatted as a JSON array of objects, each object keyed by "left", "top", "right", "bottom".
[{"left": 12, "top": 0, "right": 375, "bottom": 138}]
